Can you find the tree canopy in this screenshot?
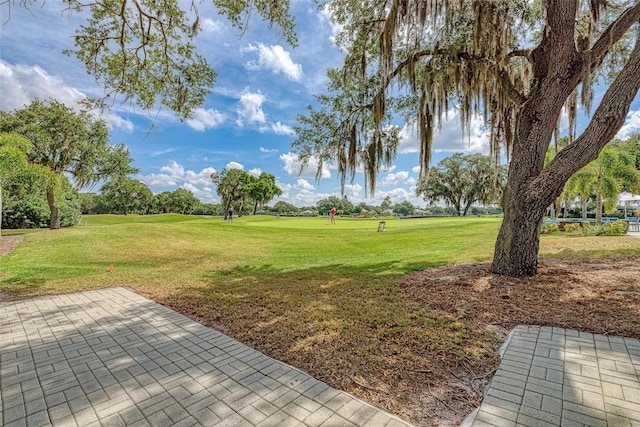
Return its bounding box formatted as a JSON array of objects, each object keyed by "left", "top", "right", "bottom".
[
  {"left": 417, "top": 153, "right": 507, "bottom": 216},
  {"left": 246, "top": 173, "right": 283, "bottom": 215},
  {"left": 100, "top": 178, "right": 153, "bottom": 215}
]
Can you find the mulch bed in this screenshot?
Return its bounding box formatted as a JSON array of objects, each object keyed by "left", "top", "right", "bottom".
[{"left": 394, "top": 257, "right": 640, "bottom": 425}]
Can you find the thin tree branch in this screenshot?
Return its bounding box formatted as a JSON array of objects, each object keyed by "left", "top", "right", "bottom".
[{"left": 588, "top": 3, "right": 640, "bottom": 71}]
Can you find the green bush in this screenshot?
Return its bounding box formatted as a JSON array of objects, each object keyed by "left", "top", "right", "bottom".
[
  {"left": 60, "top": 196, "right": 82, "bottom": 227},
  {"left": 1, "top": 179, "right": 81, "bottom": 229},
  {"left": 563, "top": 223, "right": 582, "bottom": 234},
  {"left": 567, "top": 221, "right": 627, "bottom": 236},
  {"left": 541, "top": 222, "right": 560, "bottom": 234},
  {"left": 603, "top": 222, "right": 627, "bottom": 235},
  {"left": 2, "top": 194, "right": 50, "bottom": 229}
]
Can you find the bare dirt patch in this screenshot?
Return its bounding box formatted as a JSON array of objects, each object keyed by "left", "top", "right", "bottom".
[{"left": 0, "top": 235, "right": 23, "bottom": 257}]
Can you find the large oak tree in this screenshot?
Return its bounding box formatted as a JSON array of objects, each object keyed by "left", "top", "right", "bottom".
[
  {"left": 416, "top": 153, "right": 507, "bottom": 217},
  {"left": 294, "top": 0, "right": 640, "bottom": 276}
]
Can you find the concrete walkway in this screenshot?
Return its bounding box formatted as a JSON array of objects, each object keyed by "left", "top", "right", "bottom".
[
  {"left": 469, "top": 325, "right": 640, "bottom": 427},
  {"left": 0, "top": 288, "right": 412, "bottom": 427}
]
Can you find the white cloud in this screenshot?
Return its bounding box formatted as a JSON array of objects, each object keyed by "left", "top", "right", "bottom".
[
  {"left": 383, "top": 188, "right": 414, "bottom": 202},
  {"left": 245, "top": 43, "right": 303, "bottom": 81},
  {"left": 150, "top": 148, "right": 179, "bottom": 157},
  {"left": 199, "top": 18, "right": 225, "bottom": 34},
  {"left": 617, "top": 110, "right": 640, "bottom": 140},
  {"left": 289, "top": 190, "right": 331, "bottom": 207},
  {"left": 186, "top": 108, "right": 225, "bottom": 131},
  {"left": 382, "top": 165, "right": 396, "bottom": 173},
  {"left": 280, "top": 152, "right": 331, "bottom": 179},
  {"left": 411, "top": 165, "right": 421, "bottom": 174},
  {"left": 0, "top": 60, "right": 133, "bottom": 131},
  {"left": 260, "top": 121, "right": 296, "bottom": 135},
  {"left": 274, "top": 182, "right": 294, "bottom": 199},
  {"left": 142, "top": 162, "right": 218, "bottom": 202},
  {"left": 185, "top": 167, "right": 217, "bottom": 186},
  {"left": 319, "top": 5, "right": 344, "bottom": 45},
  {"left": 344, "top": 183, "right": 363, "bottom": 198},
  {"left": 260, "top": 147, "right": 278, "bottom": 153},
  {"left": 398, "top": 108, "right": 489, "bottom": 154},
  {"left": 160, "top": 161, "right": 185, "bottom": 177},
  {"left": 296, "top": 179, "right": 315, "bottom": 190},
  {"left": 100, "top": 111, "right": 134, "bottom": 132},
  {"left": 145, "top": 173, "right": 179, "bottom": 187},
  {"left": 249, "top": 167, "right": 263, "bottom": 176},
  {"left": 182, "top": 183, "right": 215, "bottom": 202},
  {"left": 381, "top": 171, "right": 410, "bottom": 187},
  {"left": 236, "top": 90, "right": 266, "bottom": 126},
  {"left": 0, "top": 60, "right": 83, "bottom": 110},
  {"left": 382, "top": 171, "right": 409, "bottom": 187},
  {"left": 226, "top": 161, "right": 244, "bottom": 170}
]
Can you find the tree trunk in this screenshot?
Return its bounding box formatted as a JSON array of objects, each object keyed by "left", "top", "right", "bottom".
[
  {"left": 46, "top": 190, "right": 61, "bottom": 230},
  {"left": 253, "top": 201, "right": 258, "bottom": 215},
  {"left": 596, "top": 187, "right": 603, "bottom": 224},
  {"left": 491, "top": 2, "right": 640, "bottom": 277},
  {"left": 492, "top": 181, "right": 548, "bottom": 277},
  {"left": 462, "top": 200, "right": 474, "bottom": 217},
  {"left": 582, "top": 198, "right": 588, "bottom": 219}
]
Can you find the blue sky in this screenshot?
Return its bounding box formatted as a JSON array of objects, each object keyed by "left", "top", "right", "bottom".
[{"left": 2, "top": 1, "right": 640, "bottom": 208}]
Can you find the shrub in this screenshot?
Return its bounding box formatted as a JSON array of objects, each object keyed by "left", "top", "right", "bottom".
[
  {"left": 604, "top": 222, "right": 627, "bottom": 235},
  {"left": 541, "top": 222, "right": 560, "bottom": 234},
  {"left": 2, "top": 194, "right": 49, "bottom": 229},
  {"left": 1, "top": 182, "right": 81, "bottom": 229},
  {"left": 575, "top": 222, "right": 627, "bottom": 236},
  {"left": 563, "top": 223, "right": 582, "bottom": 234}
]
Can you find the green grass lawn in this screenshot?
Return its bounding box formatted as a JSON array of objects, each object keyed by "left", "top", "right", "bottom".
[
  {"left": 2, "top": 214, "right": 640, "bottom": 422},
  {"left": 3, "top": 214, "right": 638, "bottom": 297},
  {"left": 0, "top": 214, "right": 503, "bottom": 295}
]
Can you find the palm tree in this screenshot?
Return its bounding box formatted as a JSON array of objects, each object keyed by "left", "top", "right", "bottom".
[
  {"left": 565, "top": 171, "right": 595, "bottom": 219},
  {"left": 565, "top": 144, "right": 640, "bottom": 223}
]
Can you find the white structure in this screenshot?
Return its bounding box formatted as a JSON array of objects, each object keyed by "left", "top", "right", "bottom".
[{"left": 618, "top": 192, "right": 640, "bottom": 217}]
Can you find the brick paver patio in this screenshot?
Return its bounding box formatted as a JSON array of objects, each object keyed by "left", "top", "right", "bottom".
[
  {"left": 469, "top": 325, "right": 640, "bottom": 427},
  {"left": 0, "top": 288, "right": 413, "bottom": 427}
]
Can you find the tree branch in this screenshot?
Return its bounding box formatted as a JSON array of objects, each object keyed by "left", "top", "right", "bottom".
[
  {"left": 589, "top": 3, "right": 640, "bottom": 71},
  {"left": 533, "top": 34, "right": 640, "bottom": 204}
]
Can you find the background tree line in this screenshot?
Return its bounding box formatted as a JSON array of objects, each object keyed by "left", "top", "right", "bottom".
[{"left": 0, "top": 100, "right": 508, "bottom": 232}]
